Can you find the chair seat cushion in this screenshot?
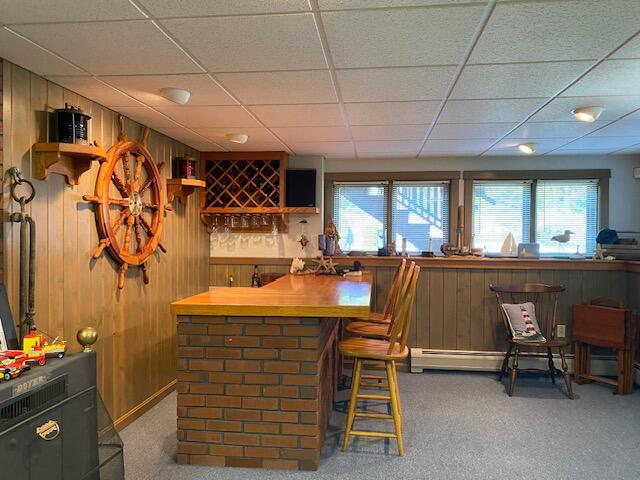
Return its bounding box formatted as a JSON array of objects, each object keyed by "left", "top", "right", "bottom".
[
  {"left": 339, "top": 337, "right": 408, "bottom": 361},
  {"left": 509, "top": 338, "right": 569, "bottom": 348},
  {"left": 501, "top": 302, "right": 546, "bottom": 342},
  {"left": 350, "top": 312, "right": 391, "bottom": 324},
  {"left": 346, "top": 321, "right": 389, "bottom": 339}
]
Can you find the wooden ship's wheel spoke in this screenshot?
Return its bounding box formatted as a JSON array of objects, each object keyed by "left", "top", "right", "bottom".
[{"left": 111, "top": 171, "right": 129, "bottom": 197}]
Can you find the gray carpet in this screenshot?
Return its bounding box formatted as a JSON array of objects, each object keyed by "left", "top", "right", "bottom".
[{"left": 121, "top": 371, "right": 640, "bottom": 480}]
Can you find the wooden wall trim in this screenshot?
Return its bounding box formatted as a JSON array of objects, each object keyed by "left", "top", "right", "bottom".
[
  {"left": 462, "top": 169, "right": 612, "bottom": 180},
  {"left": 113, "top": 380, "right": 176, "bottom": 431}
]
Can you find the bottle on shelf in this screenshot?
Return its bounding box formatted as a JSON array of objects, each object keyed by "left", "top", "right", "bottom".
[{"left": 251, "top": 265, "right": 261, "bottom": 288}]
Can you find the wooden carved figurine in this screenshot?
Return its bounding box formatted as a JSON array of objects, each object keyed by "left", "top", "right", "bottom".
[
  {"left": 325, "top": 220, "right": 342, "bottom": 255},
  {"left": 83, "top": 115, "right": 171, "bottom": 289}
]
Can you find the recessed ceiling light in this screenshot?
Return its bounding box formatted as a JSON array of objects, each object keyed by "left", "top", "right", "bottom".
[
  {"left": 226, "top": 133, "right": 249, "bottom": 144},
  {"left": 159, "top": 87, "right": 191, "bottom": 105},
  {"left": 518, "top": 143, "right": 536, "bottom": 154},
  {"left": 571, "top": 106, "right": 604, "bottom": 123}
]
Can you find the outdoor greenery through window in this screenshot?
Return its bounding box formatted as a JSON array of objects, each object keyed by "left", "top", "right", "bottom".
[
  {"left": 332, "top": 180, "right": 449, "bottom": 253},
  {"left": 471, "top": 179, "right": 600, "bottom": 255}
]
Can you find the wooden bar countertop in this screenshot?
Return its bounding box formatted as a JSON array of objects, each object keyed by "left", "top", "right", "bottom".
[{"left": 171, "top": 272, "right": 372, "bottom": 317}]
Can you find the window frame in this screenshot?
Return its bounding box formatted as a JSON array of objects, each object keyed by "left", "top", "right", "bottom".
[
  {"left": 325, "top": 171, "right": 460, "bottom": 252},
  {"left": 462, "top": 169, "right": 610, "bottom": 250}
]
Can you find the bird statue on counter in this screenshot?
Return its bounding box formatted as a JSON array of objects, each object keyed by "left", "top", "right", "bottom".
[{"left": 551, "top": 230, "right": 574, "bottom": 243}]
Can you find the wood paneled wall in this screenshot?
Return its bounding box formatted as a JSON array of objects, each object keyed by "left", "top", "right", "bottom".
[
  {"left": 209, "top": 259, "right": 632, "bottom": 353},
  {"left": 2, "top": 61, "right": 209, "bottom": 425}
]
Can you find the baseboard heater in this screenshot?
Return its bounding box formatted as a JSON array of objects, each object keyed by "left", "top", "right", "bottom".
[{"left": 410, "top": 348, "right": 640, "bottom": 386}]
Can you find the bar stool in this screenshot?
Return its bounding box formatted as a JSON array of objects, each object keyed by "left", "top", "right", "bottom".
[{"left": 339, "top": 265, "right": 420, "bottom": 456}]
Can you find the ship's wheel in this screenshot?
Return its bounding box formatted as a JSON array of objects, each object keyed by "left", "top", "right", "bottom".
[{"left": 83, "top": 115, "right": 170, "bottom": 289}]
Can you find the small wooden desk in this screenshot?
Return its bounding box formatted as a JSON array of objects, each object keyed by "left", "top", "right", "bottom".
[{"left": 572, "top": 303, "right": 638, "bottom": 395}]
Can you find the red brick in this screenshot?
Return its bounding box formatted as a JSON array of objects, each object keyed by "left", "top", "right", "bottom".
[
  {"left": 178, "top": 394, "right": 205, "bottom": 407},
  {"left": 177, "top": 324, "right": 208, "bottom": 335},
  {"left": 205, "top": 420, "right": 242, "bottom": 432},
  {"left": 209, "top": 372, "right": 243, "bottom": 384},
  {"left": 177, "top": 359, "right": 189, "bottom": 371},
  {"left": 224, "top": 432, "right": 260, "bottom": 446},
  {"left": 207, "top": 325, "right": 242, "bottom": 335},
  {"left": 189, "top": 336, "right": 223, "bottom": 347},
  {"left": 281, "top": 448, "right": 318, "bottom": 461},
  {"left": 176, "top": 454, "right": 189, "bottom": 464},
  {"left": 225, "top": 360, "right": 261, "bottom": 372},
  {"left": 191, "top": 316, "right": 225, "bottom": 324},
  {"left": 178, "top": 346, "right": 204, "bottom": 358},
  {"left": 189, "top": 359, "right": 224, "bottom": 371},
  {"left": 299, "top": 386, "right": 318, "bottom": 399},
  {"left": 243, "top": 348, "right": 278, "bottom": 360},
  {"left": 226, "top": 384, "right": 261, "bottom": 396},
  {"left": 282, "top": 326, "right": 318, "bottom": 337},
  {"left": 262, "top": 411, "right": 299, "bottom": 423},
  {"left": 177, "top": 383, "right": 189, "bottom": 394},
  {"left": 263, "top": 386, "right": 299, "bottom": 398},
  {"left": 225, "top": 336, "right": 261, "bottom": 348},
  {"left": 206, "top": 395, "right": 242, "bottom": 408},
  {"left": 262, "top": 435, "right": 298, "bottom": 448},
  {"left": 265, "top": 318, "right": 301, "bottom": 325},
  {"left": 188, "top": 407, "right": 222, "bottom": 419},
  {"left": 245, "top": 325, "right": 281, "bottom": 336},
  {"left": 264, "top": 361, "right": 300, "bottom": 374},
  {"left": 177, "top": 442, "right": 207, "bottom": 455},
  {"left": 282, "top": 374, "right": 317, "bottom": 386},
  {"left": 281, "top": 424, "right": 319, "bottom": 436},
  {"left": 177, "top": 371, "right": 207, "bottom": 383},
  {"left": 245, "top": 447, "right": 279, "bottom": 458},
  {"left": 177, "top": 418, "right": 205, "bottom": 430},
  {"left": 244, "top": 422, "right": 280, "bottom": 434},
  {"left": 177, "top": 430, "right": 185, "bottom": 441},
  {"left": 186, "top": 431, "right": 222, "bottom": 443},
  {"left": 228, "top": 317, "right": 264, "bottom": 324},
  {"left": 299, "top": 363, "right": 317, "bottom": 375},
  {"left": 299, "top": 459, "right": 319, "bottom": 471},
  {"left": 226, "top": 457, "right": 262, "bottom": 468},
  {"left": 225, "top": 409, "right": 261, "bottom": 422},
  {"left": 189, "top": 383, "right": 224, "bottom": 395},
  {"left": 262, "top": 459, "right": 299, "bottom": 470},
  {"left": 300, "top": 337, "right": 319, "bottom": 349},
  {"left": 263, "top": 337, "right": 299, "bottom": 349},
  {"left": 177, "top": 406, "right": 188, "bottom": 417},
  {"left": 281, "top": 350, "right": 317, "bottom": 361},
  {"left": 299, "top": 412, "right": 318, "bottom": 424},
  {"left": 206, "top": 347, "right": 241, "bottom": 359},
  {"left": 281, "top": 399, "right": 317, "bottom": 411},
  {"left": 190, "top": 455, "right": 225, "bottom": 466},
  {"left": 242, "top": 397, "right": 279, "bottom": 410},
  {"left": 244, "top": 373, "right": 279, "bottom": 384},
  {"left": 178, "top": 334, "right": 188, "bottom": 346},
  {"left": 210, "top": 444, "right": 243, "bottom": 457},
  {"left": 300, "top": 436, "right": 320, "bottom": 449}
]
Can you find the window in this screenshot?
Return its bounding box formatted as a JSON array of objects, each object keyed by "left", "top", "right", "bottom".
[
  {"left": 469, "top": 176, "right": 603, "bottom": 255},
  {"left": 331, "top": 178, "right": 451, "bottom": 253}
]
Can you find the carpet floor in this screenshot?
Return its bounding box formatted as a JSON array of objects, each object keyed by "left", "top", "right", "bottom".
[{"left": 121, "top": 371, "right": 640, "bottom": 480}]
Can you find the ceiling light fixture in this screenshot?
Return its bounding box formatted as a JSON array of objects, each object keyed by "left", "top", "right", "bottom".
[
  {"left": 518, "top": 143, "right": 536, "bottom": 154},
  {"left": 159, "top": 87, "right": 191, "bottom": 105},
  {"left": 571, "top": 106, "right": 604, "bottom": 123},
  {"left": 226, "top": 133, "right": 249, "bottom": 144}
]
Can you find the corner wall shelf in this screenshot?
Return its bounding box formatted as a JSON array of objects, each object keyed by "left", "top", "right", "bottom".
[
  {"left": 167, "top": 178, "right": 206, "bottom": 204},
  {"left": 33, "top": 142, "right": 106, "bottom": 186}
]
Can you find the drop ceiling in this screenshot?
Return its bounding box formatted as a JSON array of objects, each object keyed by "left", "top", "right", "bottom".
[{"left": 1, "top": 0, "right": 639, "bottom": 157}]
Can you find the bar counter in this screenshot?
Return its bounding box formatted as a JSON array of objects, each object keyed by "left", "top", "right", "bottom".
[{"left": 170, "top": 273, "right": 372, "bottom": 471}]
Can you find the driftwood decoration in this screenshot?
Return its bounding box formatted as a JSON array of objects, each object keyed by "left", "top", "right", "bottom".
[{"left": 83, "top": 115, "right": 171, "bottom": 289}]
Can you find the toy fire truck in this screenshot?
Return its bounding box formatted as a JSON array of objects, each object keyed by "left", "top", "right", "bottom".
[
  {"left": 0, "top": 350, "right": 28, "bottom": 381},
  {"left": 22, "top": 327, "right": 67, "bottom": 360}
]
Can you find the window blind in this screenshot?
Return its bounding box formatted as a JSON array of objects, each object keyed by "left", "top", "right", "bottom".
[
  {"left": 333, "top": 182, "right": 388, "bottom": 252},
  {"left": 536, "top": 179, "right": 599, "bottom": 255},
  {"left": 392, "top": 181, "right": 449, "bottom": 253},
  {"left": 472, "top": 180, "right": 532, "bottom": 252}
]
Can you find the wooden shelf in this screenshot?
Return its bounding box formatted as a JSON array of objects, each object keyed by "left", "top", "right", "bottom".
[
  {"left": 33, "top": 142, "right": 106, "bottom": 185},
  {"left": 167, "top": 178, "right": 206, "bottom": 204},
  {"left": 282, "top": 207, "right": 319, "bottom": 214}
]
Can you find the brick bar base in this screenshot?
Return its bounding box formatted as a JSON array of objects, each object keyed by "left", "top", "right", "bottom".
[{"left": 176, "top": 315, "right": 339, "bottom": 471}]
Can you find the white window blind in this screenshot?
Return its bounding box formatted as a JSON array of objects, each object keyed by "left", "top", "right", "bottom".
[
  {"left": 536, "top": 179, "right": 599, "bottom": 255},
  {"left": 392, "top": 181, "right": 449, "bottom": 253},
  {"left": 472, "top": 180, "right": 532, "bottom": 252},
  {"left": 333, "top": 182, "right": 388, "bottom": 252}
]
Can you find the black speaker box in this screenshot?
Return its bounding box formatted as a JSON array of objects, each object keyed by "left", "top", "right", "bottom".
[{"left": 286, "top": 169, "right": 316, "bottom": 207}]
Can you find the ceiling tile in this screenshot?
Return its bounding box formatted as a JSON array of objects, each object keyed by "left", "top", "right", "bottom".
[
  {"left": 289, "top": 141, "right": 355, "bottom": 155},
  {"left": 0, "top": 0, "right": 144, "bottom": 23},
  {"left": 558, "top": 136, "right": 640, "bottom": 151},
  {"left": 345, "top": 101, "right": 439, "bottom": 125},
  {"left": 156, "top": 105, "right": 260, "bottom": 127},
  {"left": 469, "top": 0, "right": 640, "bottom": 63},
  {"left": 486, "top": 138, "right": 576, "bottom": 156},
  {"left": 610, "top": 34, "right": 640, "bottom": 59},
  {"left": 420, "top": 139, "right": 495, "bottom": 155},
  {"left": 225, "top": 141, "right": 290, "bottom": 152},
  {"left": 451, "top": 62, "right": 592, "bottom": 100},
  {"left": 430, "top": 122, "right": 515, "bottom": 140},
  {"left": 247, "top": 104, "right": 345, "bottom": 127},
  {"left": 571, "top": 120, "right": 640, "bottom": 137},
  {"left": 12, "top": 21, "right": 201, "bottom": 75},
  {"left": 187, "top": 142, "right": 226, "bottom": 152},
  {"left": 216, "top": 71, "right": 337, "bottom": 105},
  {"left": 321, "top": 5, "right": 484, "bottom": 68},
  {"left": 439, "top": 98, "right": 545, "bottom": 123},
  {"left": 506, "top": 121, "right": 605, "bottom": 139},
  {"left": 47, "top": 76, "right": 142, "bottom": 107},
  {"left": 162, "top": 14, "right": 326, "bottom": 72},
  {"left": 153, "top": 126, "right": 215, "bottom": 146},
  {"left": 627, "top": 110, "right": 640, "bottom": 120},
  {"left": 337, "top": 66, "right": 455, "bottom": 102},
  {"left": 100, "top": 74, "right": 237, "bottom": 106},
  {"left": 319, "top": 0, "right": 475, "bottom": 8},
  {"left": 114, "top": 106, "right": 181, "bottom": 128},
  {"left": 191, "top": 127, "right": 278, "bottom": 143},
  {"left": 139, "top": 0, "right": 309, "bottom": 17},
  {"left": 351, "top": 125, "right": 428, "bottom": 141},
  {"left": 356, "top": 140, "right": 422, "bottom": 154},
  {"left": 561, "top": 60, "right": 640, "bottom": 97},
  {"left": 530, "top": 96, "right": 640, "bottom": 122},
  {"left": 550, "top": 149, "right": 616, "bottom": 156},
  {"left": 271, "top": 126, "right": 350, "bottom": 142},
  {"left": 0, "top": 28, "right": 84, "bottom": 76},
  {"left": 614, "top": 143, "right": 640, "bottom": 154}
]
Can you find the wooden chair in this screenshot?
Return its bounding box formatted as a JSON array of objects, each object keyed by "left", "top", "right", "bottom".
[
  {"left": 339, "top": 265, "right": 420, "bottom": 456},
  {"left": 490, "top": 283, "right": 574, "bottom": 399},
  {"left": 346, "top": 261, "right": 416, "bottom": 340}
]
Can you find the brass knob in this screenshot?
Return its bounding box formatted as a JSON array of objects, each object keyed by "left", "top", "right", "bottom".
[{"left": 76, "top": 327, "right": 98, "bottom": 352}]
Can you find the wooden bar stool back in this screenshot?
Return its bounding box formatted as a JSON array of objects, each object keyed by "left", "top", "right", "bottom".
[
  {"left": 339, "top": 265, "right": 420, "bottom": 456},
  {"left": 490, "top": 283, "right": 573, "bottom": 399},
  {"left": 351, "top": 258, "right": 407, "bottom": 325}
]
